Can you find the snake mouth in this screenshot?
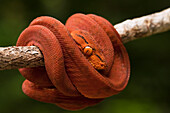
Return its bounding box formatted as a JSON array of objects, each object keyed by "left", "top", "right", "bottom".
[{"left": 88, "top": 60, "right": 107, "bottom": 70}]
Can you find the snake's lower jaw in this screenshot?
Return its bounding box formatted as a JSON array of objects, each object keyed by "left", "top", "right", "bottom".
[
  {"left": 95, "top": 62, "right": 107, "bottom": 70},
  {"left": 88, "top": 60, "right": 106, "bottom": 70},
  {"left": 88, "top": 54, "right": 107, "bottom": 70}
]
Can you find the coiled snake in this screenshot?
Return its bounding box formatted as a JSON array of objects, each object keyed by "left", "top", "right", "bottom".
[{"left": 16, "top": 13, "right": 130, "bottom": 110}]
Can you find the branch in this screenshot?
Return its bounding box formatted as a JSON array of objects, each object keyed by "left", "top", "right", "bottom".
[
  {"left": 0, "top": 8, "right": 170, "bottom": 70},
  {"left": 0, "top": 46, "right": 44, "bottom": 70},
  {"left": 114, "top": 8, "right": 170, "bottom": 43}
]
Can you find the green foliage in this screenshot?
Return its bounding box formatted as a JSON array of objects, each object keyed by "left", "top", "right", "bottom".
[{"left": 0, "top": 0, "right": 169, "bottom": 113}]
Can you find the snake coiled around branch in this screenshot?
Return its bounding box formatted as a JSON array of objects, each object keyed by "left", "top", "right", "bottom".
[{"left": 16, "top": 13, "right": 130, "bottom": 110}]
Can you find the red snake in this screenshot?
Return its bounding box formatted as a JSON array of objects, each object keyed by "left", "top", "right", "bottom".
[{"left": 16, "top": 13, "right": 130, "bottom": 110}]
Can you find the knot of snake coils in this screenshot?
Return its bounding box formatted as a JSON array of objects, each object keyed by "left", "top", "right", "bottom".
[{"left": 16, "top": 13, "right": 130, "bottom": 111}]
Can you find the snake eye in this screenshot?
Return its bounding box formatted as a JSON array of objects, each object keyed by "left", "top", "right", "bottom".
[{"left": 83, "top": 46, "right": 93, "bottom": 56}]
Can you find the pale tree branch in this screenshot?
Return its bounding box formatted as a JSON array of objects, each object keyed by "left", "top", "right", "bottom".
[
  {"left": 0, "top": 8, "right": 170, "bottom": 70},
  {"left": 0, "top": 46, "right": 44, "bottom": 70},
  {"left": 114, "top": 8, "right": 170, "bottom": 43}
]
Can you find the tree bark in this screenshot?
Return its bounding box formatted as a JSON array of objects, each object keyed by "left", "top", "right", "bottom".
[
  {"left": 0, "top": 46, "right": 44, "bottom": 70},
  {"left": 114, "top": 8, "right": 170, "bottom": 43}
]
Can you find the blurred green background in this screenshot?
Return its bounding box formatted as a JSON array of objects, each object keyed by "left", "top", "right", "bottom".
[{"left": 0, "top": 0, "right": 170, "bottom": 113}]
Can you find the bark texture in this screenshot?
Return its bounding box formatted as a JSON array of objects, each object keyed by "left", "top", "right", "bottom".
[
  {"left": 114, "top": 8, "right": 170, "bottom": 43},
  {"left": 0, "top": 46, "right": 44, "bottom": 70}
]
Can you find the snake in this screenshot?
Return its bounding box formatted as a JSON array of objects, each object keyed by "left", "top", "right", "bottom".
[
  {"left": 16, "top": 13, "right": 130, "bottom": 110},
  {"left": 70, "top": 30, "right": 106, "bottom": 70}
]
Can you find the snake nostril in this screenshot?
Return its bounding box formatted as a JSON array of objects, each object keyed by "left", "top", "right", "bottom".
[{"left": 100, "top": 63, "right": 104, "bottom": 67}]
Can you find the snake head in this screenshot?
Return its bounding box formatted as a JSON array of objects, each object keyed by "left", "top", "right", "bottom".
[{"left": 71, "top": 30, "right": 107, "bottom": 70}]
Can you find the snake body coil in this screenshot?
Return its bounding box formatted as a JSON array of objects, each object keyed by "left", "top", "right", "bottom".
[{"left": 16, "top": 13, "right": 130, "bottom": 110}]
